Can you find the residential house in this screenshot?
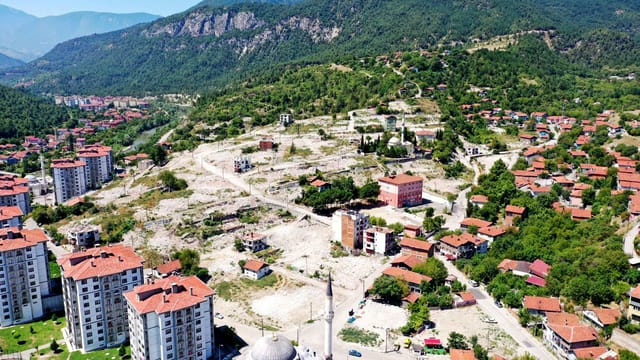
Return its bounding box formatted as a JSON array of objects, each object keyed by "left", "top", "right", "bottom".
[
  {"left": 469, "top": 195, "right": 489, "bottom": 208},
  {"left": 233, "top": 156, "right": 252, "bottom": 173},
  {"left": 403, "top": 224, "right": 422, "bottom": 238},
  {"left": 383, "top": 116, "right": 397, "bottom": 131},
  {"left": 310, "top": 179, "right": 331, "bottom": 192},
  {"left": 363, "top": 226, "right": 395, "bottom": 255},
  {"left": 382, "top": 267, "right": 431, "bottom": 294},
  {"left": 399, "top": 238, "right": 434, "bottom": 260},
  {"left": 0, "top": 227, "right": 51, "bottom": 326},
  {"left": 0, "top": 206, "right": 23, "bottom": 228},
  {"left": 153, "top": 259, "right": 182, "bottom": 278},
  {"left": 454, "top": 292, "right": 476, "bottom": 308},
  {"left": 460, "top": 218, "right": 492, "bottom": 231},
  {"left": 391, "top": 255, "right": 423, "bottom": 271},
  {"left": 67, "top": 223, "right": 100, "bottom": 249},
  {"left": 497, "top": 259, "right": 532, "bottom": 277},
  {"left": 477, "top": 226, "right": 507, "bottom": 244},
  {"left": 0, "top": 175, "right": 32, "bottom": 214},
  {"left": 523, "top": 296, "right": 562, "bottom": 317},
  {"left": 627, "top": 284, "right": 640, "bottom": 323},
  {"left": 259, "top": 136, "right": 275, "bottom": 151},
  {"left": 378, "top": 174, "right": 423, "bottom": 208},
  {"left": 450, "top": 349, "right": 477, "bottom": 360},
  {"left": 58, "top": 244, "right": 145, "bottom": 352},
  {"left": 529, "top": 259, "right": 551, "bottom": 278},
  {"left": 438, "top": 233, "right": 477, "bottom": 259},
  {"left": 545, "top": 322, "right": 598, "bottom": 359},
  {"left": 242, "top": 259, "right": 270, "bottom": 280},
  {"left": 240, "top": 232, "right": 268, "bottom": 252},
  {"left": 332, "top": 210, "right": 369, "bottom": 252},
  {"left": 571, "top": 348, "right": 617, "bottom": 360},
  {"left": 415, "top": 130, "right": 436, "bottom": 143},
  {"left": 124, "top": 275, "right": 215, "bottom": 360},
  {"left": 470, "top": 236, "right": 489, "bottom": 254},
  {"left": 582, "top": 308, "right": 621, "bottom": 330},
  {"left": 519, "top": 134, "right": 537, "bottom": 145}
]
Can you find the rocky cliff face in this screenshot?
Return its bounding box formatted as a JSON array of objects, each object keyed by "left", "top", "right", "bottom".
[{"left": 143, "top": 10, "right": 341, "bottom": 56}]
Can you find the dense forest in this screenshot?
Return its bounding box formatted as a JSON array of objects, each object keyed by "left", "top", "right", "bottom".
[
  {"left": 4, "top": 0, "right": 640, "bottom": 95},
  {"left": 0, "top": 85, "right": 69, "bottom": 143}
]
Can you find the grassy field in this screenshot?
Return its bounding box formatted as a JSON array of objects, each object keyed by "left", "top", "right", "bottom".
[
  {"left": 0, "top": 313, "right": 65, "bottom": 354},
  {"left": 31, "top": 343, "right": 131, "bottom": 359}
]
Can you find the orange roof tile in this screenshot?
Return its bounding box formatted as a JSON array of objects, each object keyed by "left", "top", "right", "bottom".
[
  {"left": 243, "top": 259, "right": 269, "bottom": 272},
  {"left": 378, "top": 173, "right": 423, "bottom": 186},
  {"left": 391, "top": 255, "right": 423, "bottom": 269},
  {"left": 382, "top": 267, "right": 431, "bottom": 285},
  {"left": 571, "top": 346, "right": 609, "bottom": 359},
  {"left": 505, "top": 205, "right": 526, "bottom": 215},
  {"left": 457, "top": 291, "right": 475, "bottom": 303},
  {"left": 402, "top": 292, "right": 420, "bottom": 303},
  {"left": 470, "top": 195, "right": 489, "bottom": 203},
  {"left": 399, "top": 238, "right": 433, "bottom": 252},
  {"left": 548, "top": 324, "right": 597, "bottom": 344},
  {"left": 478, "top": 226, "right": 506, "bottom": 237},
  {"left": 591, "top": 308, "right": 621, "bottom": 326},
  {"left": 58, "top": 244, "right": 144, "bottom": 281},
  {"left": 461, "top": 218, "right": 492, "bottom": 228},
  {"left": 0, "top": 206, "right": 23, "bottom": 221},
  {"left": 546, "top": 312, "right": 580, "bottom": 326},
  {"left": 124, "top": 275, "right": 214, "bottom": 315},
  {"left": 156, "top": 259, "right": 181, "bottom": 275},
  {"left": 0, "top": 227, "right": 48, "bottom": 251},
  {"left": 450, "top": 349, "right": 477, "bottom": 360},
  {"left": 51, "top": 158, "right": 86, "bottom": 169},
  {"left": 523, "top": 296, "right": 561, "bottom": 312},
  {"left": 440, "top": 233, "right": 477, "bottom": 248}
]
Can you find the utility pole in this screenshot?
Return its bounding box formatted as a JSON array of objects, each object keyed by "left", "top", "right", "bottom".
[
  {"left": 385, "top": 328, "right": 389, "bottom": 353},
  {"left": 309, "top": 302, "right": 312, "bottom": 321},
  {"left": 261, "top": 319, "right": 264, "bottom": 337}
]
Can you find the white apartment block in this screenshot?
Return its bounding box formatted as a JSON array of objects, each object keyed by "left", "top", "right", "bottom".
[
  {"left": 363, "top": 226, "right": 395, "bottom": 255},
  {"left": 0, "top": 227, "right": 51, "bottom": 326},
  {"left": 125, "top": 275, "right": 215, "bottom": 360},
  {"left": 58, "top": 244, "right": 144, "bottom": 352},
  {"left": 0, "top": 206, "right": 23, "bottom": 228},
  {"left": 78, "top": 145, "right": 113, "bottom": 189},
  {"left": 67, "top": 223, "right": 100, "bottom": 249},
  {"left": 52, "top": 159, "right": 87, "bottom": 204},
  {"left": 0, "top": 175, "right": 31, "bottom": 214}
]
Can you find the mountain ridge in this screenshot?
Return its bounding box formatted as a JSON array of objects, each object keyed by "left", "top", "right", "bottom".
[{"left": 5, "top": 0, "right": 640, "bottom": 95}]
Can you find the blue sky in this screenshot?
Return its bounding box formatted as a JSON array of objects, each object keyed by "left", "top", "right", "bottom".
[{"left": 0, "top": 0, "right": 202, "bottom": 17}]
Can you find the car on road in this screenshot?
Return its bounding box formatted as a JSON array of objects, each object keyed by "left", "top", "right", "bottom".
[
  {"left": 215, "top": 312, "right": 224, "bottom": 319},
  {"left": 483, "top": 317, "right": 497, "bottom": 324},
  {"left": 348, "top": 350, "right": 362, "bottom": 357},
  {"left": 495, "top": 300, "right": 503, "bottom": 308},
  {"left": 469, "top": 280, "right": 479, "bottom": 287}
]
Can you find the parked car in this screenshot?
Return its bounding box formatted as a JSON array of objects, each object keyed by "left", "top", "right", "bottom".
[
  {"left": 215, "top": 312, "right": 224, "bottom": 319},
  {"left": 494, "top": 300, "right": 503, "bottom": 308},
  {"left": 469, "top": 280, "right": 479, "bottom": 287},
  {"left": 483, "top": 317, "right": 497, "bottom": 324},
  {"left": 348, "top": 350, "right": 362, "bottom": 357}
]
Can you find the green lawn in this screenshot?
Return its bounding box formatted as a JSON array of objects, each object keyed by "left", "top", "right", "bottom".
[
  {"left": 0, "top": 313, "right": 66, "bottom": 353},
  {"left": 31, "top": 343, "right": 130, "bottom": 359}
]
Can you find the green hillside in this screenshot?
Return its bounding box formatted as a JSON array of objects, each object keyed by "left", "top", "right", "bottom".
[
  {"left": 0, "top": 85, "right": 70, "bottom": 143},
  {"left": 6, "top": 0, "right": 640, "bottom": 94}
]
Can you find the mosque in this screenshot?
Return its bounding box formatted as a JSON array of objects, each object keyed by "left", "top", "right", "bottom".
[{"left": 246, "top": 275, "right": 334, "bottom": 360}]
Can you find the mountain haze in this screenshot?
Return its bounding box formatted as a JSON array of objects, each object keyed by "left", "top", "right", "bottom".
[
  {"left": 7, "top": 0, "right": 640, "bottom": 95},
  {"left": 0, "top": 5, "right": 160, "bottom": 61},
  {"left": 0, "top": 53, "right": 23, "bottom": 69}
]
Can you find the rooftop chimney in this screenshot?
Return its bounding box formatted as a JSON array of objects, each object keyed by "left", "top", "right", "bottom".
[
  {"left": 171, "top": 282, "right": 179, "bottom": 293},
  {"left": 162, "top": 294, "right": 167, "bottom": 303},
  {"left": 100, "top": 250, "right": 107, "bottom": 258},
  {"left": 118, "top": 255, "right": 122, "bottom": 262},
  {"left": 90, "top": 260, "right": 95, "bottom": 267},
  {"left": 189, "top": 287, "right": 193, "bottom": 296}
]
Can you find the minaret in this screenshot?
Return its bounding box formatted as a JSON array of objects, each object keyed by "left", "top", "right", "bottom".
[
  {"left": 400, "top": 112, "right": 406, "bottom": 143},
  {"left": 324, "top": 273, "right": 334, "bottom": 360}
]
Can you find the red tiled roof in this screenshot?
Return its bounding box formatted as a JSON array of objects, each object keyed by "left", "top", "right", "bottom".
[
  {"left": 440, "top": 233, "right": 477, "bottom": 248},
  {"left": 402, "top": 292, "right": 420, "bottom": 304},
  {"left": 571, "top": 346, "right": 609, "bottom": 359},
  {"left": 461, "top": 218, "right": 492, "bottom": 228},
  {"left": 526, "top": 275, "right": 546, "bottom": 287},
  {"left": 570, "top": 150, "right": 587, "bottom": 157},
  {"left": 523, "top": 296, "right": 561, "bottom": 312},
  {"left": 310, "top": 179, "right": 329, "bottom": 187},
  {"left": 618, "top": 173, "right": 640, "bottom": 183},
  {"left": 457, "top": 291, "right": 475, "bottom": 303},
  {"left": 512, "top": 170, "right": 540, "bottom": 178},
  {"left": 548, "top": 324, "right": 597, "bottom": 344},
  {"left": 478, "top": 226, "right": 506, "bottom": 237},
  {"left": 571, "top": 208, "right": 592, "bottom": 220},
  {"left": 58, "top": 244, "right": 144, "bottom": 281},
  {"left": 546, "top": 312, "right": 580, "bottom": 326},
  {"left": 243, "top": 259, "right": 269, "bottom": 272},
  {"left": 470, "top": 195, "right": 489, "bottom": 203},
  {"left": 450, "top": 349, "right": 477, "bottom": 360},
  {"left": 382, "top": 267, "right": 431, "bottom": 285},
  {"left": 378, "top": 173, "right": 423, "bottom": 186},
  {"left": 156, "top": 259, "right": 181, "bottom": 275},
  {"left": 529, "top": 259, "right": 551, "bottom": 278},
  {"left": 124, "top": 275, "right": 214, "bottom": 315},
  {"left": 0, "top": 206, "right": 23, "bottom": 220},
  {"left": 505, "top": 205, "right": 526, "bottom": 215},
  {"left": 391, "top": 255, "right": 423, "bottom": 270},
  {"left": 51, "top": 158, "right": 86, "bottom": 169},
  {"left": 591, "top": 308, "right": 621, "bottom": 326},
  {"left": 399, "top": 238, "right": 433, "bottom": 252},
  {"left": 0, "top": 227, "right": 48, "bottom": 251}
]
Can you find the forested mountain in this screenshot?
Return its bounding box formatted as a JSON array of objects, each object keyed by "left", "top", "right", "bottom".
[
  {"left": 0, "top": 53, "right": 23, "bottom": 70},
  {"left": 0, "top": 85, "right": 69, "bottom": 143},
  {"left": 5, "top": 0, "right": 640, "bottom": 95},
  {"left": 0, "top": 5, "right": 159, "bottom": 61}
]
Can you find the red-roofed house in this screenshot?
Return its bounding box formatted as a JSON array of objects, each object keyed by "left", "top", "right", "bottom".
[
  {"left": 460, "top": 217, "right": 492, "bottom": 230},
  {"left": 0, "top": 205, "right": 22, "bottom": 228},
  {"left": 124, "top": 275, "right": 215, "bottom": 360},
  {"left": 523, "top": 296, "right": 562, "bottom": 317},
  {"left": 628, "top": 284, "right": 640, "bottom": 323},
  {"left": 498, "top": 259, "right": 532, "bottom": 277},
  {"left": 544, "top": 323, "right": 598, "bottom": 359},
  {"left": 391, "top": 255, "right": 423, "bottom": 271},
  {"left": 439, "top": 233, "right": 477, "bottom": 259},
  {"left": 450, "top": 349, "right": 477, "bottom": 360},
  {"left": 242, "top": 259, "right": 270, "bottom": 280},
  {"left": 583, "top": 308, "right": 621, "bottom": 330},
  {"left": 403, "top": 224, "right": 422, "bottom": 238},
  {"left": 310, "top": 179, "right": 331, "bottom": 192},
  {"left": 58, "top": 244, "right": 145, "bottom": 352},
  {"left": 454, "top": 292, "right": 477, "bottom": 307},
  {"left": 378, "top": 174, "right": 423, "bottom": 208},
  {"left": 477, "top": 226, "right": 507, "bottom": 243},
  {"left": 382, "top": 267, "right": 431, "bottom": 294},
  {"left": 529, "top": 259, "right": 551, "bottom": 278},
  {"left": 399, "top": 238, "right": 434, "bottom": 260},
  {"left": 0, "top": 227, "right": 51, "bottom": 327},
  {"left": 470, "top": 194, "right": 489, "bottom": 208},
  {"left": 505, "top": 205, "right": 526, "bottom": 226},
  {"left": 571, "top": 347, "right": 615, "bottom": 360},
  {"left": 154, "top": 259, "right": 182, "bottom": 278}
]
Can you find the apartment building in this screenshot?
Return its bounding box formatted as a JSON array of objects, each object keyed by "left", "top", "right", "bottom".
[
  {"left": 629, "top": 284, "right": 640, "bottom": 323},
  {"left": 331, "top": 210, "right": 369, "bottom": 252},
  {"left": 78, "top": 145, "right": 113, "bottom": 189},
  {"left": 0, "top": 206, "right": 23, "bottom": 228},
  {"left": 378, "top": 174, "right": 423, "bottom": 208},
  {"left": 0, "top": 175, "right": 31, "bottom": 214},
  {"left": 52, "top": 159, "right": 87, "bottom": 204},
  {"left": 124, "top": 275, "right": 215, "bottom": 360},
  {"left": 67, "top": 223, "right": 100, "bottom": 249},
  {"left": 58, "top": 244, "right": 144, "bottom": 352},
  {"left": 363, "top": 226, "right": 395, "bottom": 255},
  {"left": 0, "top": 227, "right": 51, "bottom": 326}
]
